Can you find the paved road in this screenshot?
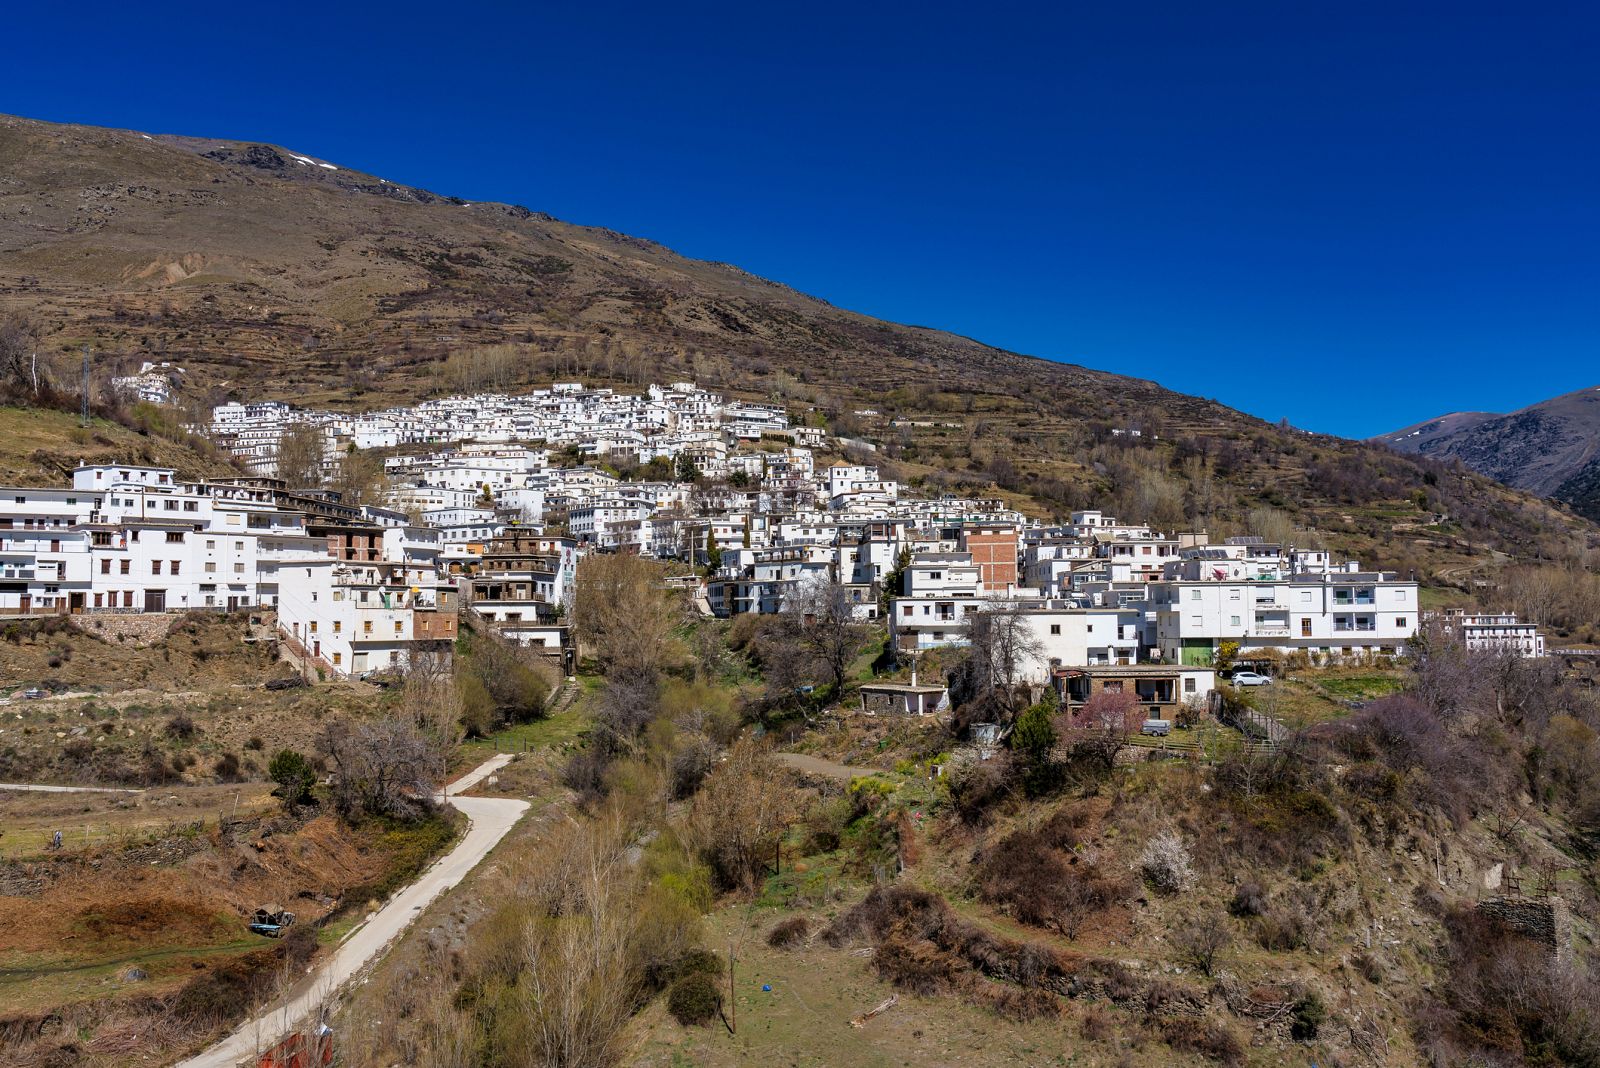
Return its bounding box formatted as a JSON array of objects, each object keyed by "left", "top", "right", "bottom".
[
  {"left": 774, "top": 752, "right": 884, "bottom": 782},
  {"left": 0, "top": 782, "right": 143, "bottom": 794},
  {"left": 173, "top": 754, "right": 527, "bottom": 1068}
]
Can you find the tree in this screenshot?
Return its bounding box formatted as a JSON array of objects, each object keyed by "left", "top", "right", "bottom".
[
  {"left": 331, "top": 445, "right": 390, "bottom": 507},
  {"left": 573, "top": 554, "right": 682, "bottom": 676},
  {"left": 879, "top": 546, "right": 912, "bottom": 614},
  {"left": 783, "top": 579, "right": 869, "bottom": 699},
  {"left": 704, "top": 526, "right": 722, "bottom": 572},
  {"left": 1173, "top": 911, "right": 1232, "bottom": 977},
  {"left": 0, "top": 313, "right": 41, "bottom": 397},
  {"left": 675, "top": 452, "right": 700, "bottom": 483},
  {"left": 950, "top": 602, "right": 1044, "bottom": 717},
  {"left": 319, "top": 716, "right": 444, "bottom": 822},
  {"left": 687, "top": 737, "right": 800, "bottom": 890},
  {"left": 275, "top": 422, "right": 325, "bottom": 488},
  {"left": 1011, "top": 701, "right": 1057, "bottom": 765},
  {"left": 1066, "top": 690, "right": 1143, "bottom": 770},
  {"left": 268, "top": 748, "right": 317, "bottom": 810}
]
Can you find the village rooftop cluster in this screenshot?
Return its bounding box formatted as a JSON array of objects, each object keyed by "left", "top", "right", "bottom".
[{"left": 0, "top": 381, "right": 1545, "bottom": 703}]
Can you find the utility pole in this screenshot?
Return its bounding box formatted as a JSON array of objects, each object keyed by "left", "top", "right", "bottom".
[{"left": 81, "top": 345, "right": 90, "bottom": 426}]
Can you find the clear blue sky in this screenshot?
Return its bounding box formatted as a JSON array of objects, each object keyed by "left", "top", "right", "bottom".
[{"left": 6, "top": 1, "right": 1597, "bottom": 438}]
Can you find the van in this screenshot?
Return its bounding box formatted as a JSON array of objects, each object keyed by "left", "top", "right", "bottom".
[{"left": 1140, "top": 718, "right": 1171, "bottom": 737}]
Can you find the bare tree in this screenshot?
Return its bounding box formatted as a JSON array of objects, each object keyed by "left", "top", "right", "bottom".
[
  {"left": 687, "top": 737, "right": 800, "bottom": 890},
  {"left": 275, "top": 422, "right": 326, "bottom": 489},
  {"left": 573, "top": 555, "right": 681, "bottom": 676},
  {"left": 782, "top": 578, "right": 869, "bottom": 699},
  {"left": 319, "top": 716, "right": 444, "bottom": 821},
  {"left": 951, "top": 601, "right": 1045, "bottom": 717}
]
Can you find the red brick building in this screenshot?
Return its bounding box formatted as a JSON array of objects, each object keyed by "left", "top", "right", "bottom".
[{"left": 959, "top": 525, "right": 1020, "bottom": 594}]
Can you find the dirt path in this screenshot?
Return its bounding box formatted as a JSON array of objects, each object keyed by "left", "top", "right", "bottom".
[
  {"left": 775, "top": 752, "right": 884, "bottom": 781},
  {"left": 172, "top": 754, "right": 527, "bottom": 1068},
  {"left": 0, "top": 782, "right": 142, "bottom": 794}
]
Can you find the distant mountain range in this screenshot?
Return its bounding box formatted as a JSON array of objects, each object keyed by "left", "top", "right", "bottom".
[{"left": 1378, "top": 385, "right": 1600, "bottom": 520}]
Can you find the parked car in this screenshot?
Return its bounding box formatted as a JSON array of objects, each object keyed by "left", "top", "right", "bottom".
[
  {"left": 1140, "top": 718, "right": 1172, "bottom": 737},
  {"left": 21, "top": 688, "right": 46, "bottom": 700},
  {"left": 1231, "top": 671, "right": 1273, "bottom": 687}
]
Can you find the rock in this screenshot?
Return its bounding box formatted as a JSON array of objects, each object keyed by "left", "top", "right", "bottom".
[{"left": 120, "top": 966, "right": 147, "bottom": 981}]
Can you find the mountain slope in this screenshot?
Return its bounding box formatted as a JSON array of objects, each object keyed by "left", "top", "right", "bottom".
[
  {"left": 0, "top": 112, "right": 1593, "bottom": 577},
  {"left": 1378, "top": 386, "right": 1600, "bottom": 519}
]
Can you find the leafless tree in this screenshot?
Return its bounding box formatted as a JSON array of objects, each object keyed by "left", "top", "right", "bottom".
[
  {"left": 319, "top": 716, "right": 444, "bottom": 821},
  {"left": 782, "top": 578, "right": 869, "bottom": 698},
  {"left": 275, "top": 422, "right": 326, "bottom": 489},
  {"left": 687, "top": 737, "right": 800, "bottom": 890},
  {"left": 573, "top": 554, "right": 681, "bottom": 676},
  {"left": 951, "top": 601, "right": 1045, "bottom": 717}
]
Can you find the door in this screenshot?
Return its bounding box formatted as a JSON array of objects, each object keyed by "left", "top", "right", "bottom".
[
  {"left": 69, "top": 593, "right": 84, "bottom": 614},
  {"left": 19, "top": 594, "right": 30, "bottom": 613},
  {"left": 143, "top": 589, "right": 166, "bottom": 613}
]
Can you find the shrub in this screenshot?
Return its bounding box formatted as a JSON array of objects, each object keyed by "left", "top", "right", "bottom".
[
  {"left": 214, "top": 752, "right": 242, "bottom": 782},
  {"left": 268, "top": 748, "right": 316, "bottom": 809},
  {"left": 1228, "top": 880, "right": 1268, "bottom": 917},
  {"left": 1173, "top": 913, "right": 1231, "bottom": 977},
  {"left": 667, "top": 972, "right": 722, "bottom": 1026},
  {"left": 244, "top": 736, "right": 265, "bottom": 751},
  {"left": 977, "top": 813, "right": 1130, "bottom": 938},
  {"left": 1138, "top": 831, "right": 1195, "bottom": 894},
  {"left": 944, "top": 751, "right": 1015, "bottom": 825},
  {"left": 1291, "top": 991, "right": 1326, "bottom": 1040},
  {"left": 767, "top": 917, "right": 809, "bottom": 949},
  {"left": 1160, "top": 1017, "right": 1244, "bottom": 1064},
  {"left": 165, "top": 714, "right": 197, "bottom": 739}
]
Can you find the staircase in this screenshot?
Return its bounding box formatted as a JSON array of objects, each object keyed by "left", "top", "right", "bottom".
[{"left": 547, "top": 678, "right": 582, "bottom": 715}]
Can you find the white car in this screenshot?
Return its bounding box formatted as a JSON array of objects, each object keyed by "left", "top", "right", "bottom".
[{"left": 1230, "top": 671, "right": 1273, "bottom": 687}]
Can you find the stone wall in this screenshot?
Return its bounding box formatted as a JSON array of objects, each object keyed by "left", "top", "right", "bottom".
[
  {"left": 77, "top": 613, "right": 178, "bottom": 648},
  {"left": 1476, "top": 896, "right": 1570, "bottom": 962}
]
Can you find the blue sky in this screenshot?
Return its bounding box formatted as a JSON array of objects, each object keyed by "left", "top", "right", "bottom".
[{"left": 5, "top": 1, "right": 1597, "bottom": 437}]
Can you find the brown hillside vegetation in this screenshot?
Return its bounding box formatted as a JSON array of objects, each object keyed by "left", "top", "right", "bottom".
[{"left": 0, "top": 112, "right": 1594, "bottom": 583}]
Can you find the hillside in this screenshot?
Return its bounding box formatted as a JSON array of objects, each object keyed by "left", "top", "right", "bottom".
[
  {"left": 0, "top": 111, "right": 1595, "bottom": 579},
  {"left": 1379, "top": 385, "right": 1600, "bottom": 521}
]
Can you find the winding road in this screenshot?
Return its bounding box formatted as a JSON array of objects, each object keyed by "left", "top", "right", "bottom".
[{"left": 172, "top": 754, "right": 528, "bottom": 1068}]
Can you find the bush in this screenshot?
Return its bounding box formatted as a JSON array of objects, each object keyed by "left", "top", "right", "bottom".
[
  {"left": 667, "top": 972, "right": 722, "bottom": 1026},
  {"left": 944, "top": 752, "right": 1015, "bottom": 825},
  {"left": 214, "top": 752, "right": 242, "bottom": 782},
  {"left": 767, "top": 916, "right": 809, "bottom": 949},
  {"left": 1228, "top": 880, "right": 1268, "bottom": 918},
  {"left": 268, "top": 748, "right": 316, "bottom": 809},
  {"left": 1160, "top": 1017, "right": 1244, "bottom": 1064},
  {"left": 1291, "top": 991, "right": 1326, "bottom": 1040},
  {"left": 165, "top": 714, "right": 197, "bottom": 739},
  {"left": 977, "top": 807, "right": 1130, "bottom": 938},
  {"left": 244, "top": 736, "right": 265, "bottom": 751},
  {"left": 1138, "top": 831, "right": 1195, "bottom": 894}
]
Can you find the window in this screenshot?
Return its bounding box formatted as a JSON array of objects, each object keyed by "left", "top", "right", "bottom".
[
  {"left": 363, "top": 620, "right": 372, "bottom": 635},
  {"left": 170, "top": 561, "right": 180, "bottom": 575},
  {"left": 309, "top": 621, "right": 318, "bottom": 634},
  {"left": 94, "top": 593, "right": 103, "bottom": 608},
  {"left": 123, "top": 591, "right": 134, "bottom": 607},
  {"left": 120, "top": 559, "right": 130, "bottom": 574},
  {"left": 151, "top": 561, "right": 161, "bottom": 575},
  {"left": 233, "top": 562, "right": 245, "bottom": 574},
  {"left": 1396, "top": 589, "right": 1408, "bottom": 602},
  {"left": 101, "top": 559, "right": 111, "bottom": 575},
  {"left": 1301, "top": 618, "right": 1312, "bottom": 637},
  {"left": 1190, "top": 589, "right": 1202, "bottom": 602},
  {"left": 205, "top": 562, "right": 216, "bottom": 573},
  {"left": 1184, "top": 677, "right": 1196, "bottom": 694},
  {"left": 183, "top": 501, "right": 197, "bottom": 511},
  {"left": 1229, "top": 615, "right": 1240, "bottom": 627},
  {"left": 332, "top": 651, "right": 342, "bottom": 666},
  {"left": 1396, "top": 617, "right": 1408, "bottom": 629},
  {"left": 206, "top": 539, "right": 215, "bottom": 549},
  {"left": 333, "top": 621, "right": 342, "bottom": 634},
  {"left": 235, "top": 541, "right": 243, "bottom": 551},
  {"left": 1300, "top": 591, "right": 1313, "bottom": 604},
  {"left": 394, "top": 621, "right": 403, "bottom": 635},
  {"left": 1050, "top": 624, "right": 1061, "bottom": 635}
]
